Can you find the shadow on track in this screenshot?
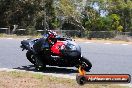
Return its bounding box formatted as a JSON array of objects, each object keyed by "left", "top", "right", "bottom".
[{"left": 13, "top": 65, "right": 78, "bottom": 74}]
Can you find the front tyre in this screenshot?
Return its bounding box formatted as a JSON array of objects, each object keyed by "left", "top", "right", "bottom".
[{"left": 79, "top": 56, "right": 92, "bottom": 72}]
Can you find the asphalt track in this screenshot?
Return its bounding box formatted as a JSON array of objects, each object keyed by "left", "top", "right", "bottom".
[{"left": 0, "top": 38, "right": 132, "bottom": 82}]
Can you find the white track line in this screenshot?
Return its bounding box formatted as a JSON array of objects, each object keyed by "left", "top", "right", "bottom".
[
  {"left": 122, "top": 44, "right": 129, "bottom": 46},
  {"left": 6, "top": 38, "right": 13, "bottom": 39},
  {"left": 84, "top": 42, "right": 131, "bottom": 46},
  {"left": 104, "top": 43, "right": 112, "bottom": 45}
]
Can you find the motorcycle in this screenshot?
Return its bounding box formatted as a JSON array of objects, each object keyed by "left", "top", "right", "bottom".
[{"left": 20, "top": 30, "right": 92, "bottom": 71}]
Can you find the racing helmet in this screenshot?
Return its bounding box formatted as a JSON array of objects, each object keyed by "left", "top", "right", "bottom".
[
  {"left": 47, "top": 30, "right": 58, "bottom": 44},
  {"left": 47, "top": 30, "right": 57, "bottom": 37}
]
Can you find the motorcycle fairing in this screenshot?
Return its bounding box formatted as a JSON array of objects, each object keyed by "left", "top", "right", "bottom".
[{"left": 50, "top": 41, "right": 64, "bottom": 56}]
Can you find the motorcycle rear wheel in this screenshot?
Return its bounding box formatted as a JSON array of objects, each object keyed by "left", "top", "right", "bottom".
[
  {"left": 26, "top": 51, "right": 36, "bottom": 64},
  {"left": 34, "top": 56, "right": 46, "bottom": 71}
]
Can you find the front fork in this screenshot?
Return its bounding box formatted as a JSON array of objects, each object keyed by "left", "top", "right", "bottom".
[{"left": 78, "top": 66, "right": 86, "bottom": 76}]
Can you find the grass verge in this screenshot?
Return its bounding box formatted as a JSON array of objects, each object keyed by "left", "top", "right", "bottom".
[
  {"left": 0, "top": 34, "right": 132, "bottom": 44},
  {"left": 0, "top": 71, "right": 130, "bottom": 88},
  {"left": 74, "top": 38, "right": 132, "bottom": 44},
  {"left": 0, "top": 34, "right": 41, "bottom": 39}
]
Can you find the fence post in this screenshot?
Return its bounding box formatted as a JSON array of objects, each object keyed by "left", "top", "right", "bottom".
[{"left": 8, "top": 26, "right": 10, "bottom": 35}]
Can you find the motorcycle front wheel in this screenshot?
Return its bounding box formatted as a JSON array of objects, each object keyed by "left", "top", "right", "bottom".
[{"left": 79, "top": 56, "right": 92, "bottom": 72}]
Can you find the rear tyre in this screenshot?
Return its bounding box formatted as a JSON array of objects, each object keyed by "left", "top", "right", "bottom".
[
  {"left": 34, "top": 56, "right": 46, "bottom": 71},
  {"left": 35, "top": 65, "right": 45, "bottom": 71},
  {"left": 79, "top": 56, "right": 92, "bottom": 72},
  {"left": 26, "top": 51, "right": 36, "bottom": 64}
]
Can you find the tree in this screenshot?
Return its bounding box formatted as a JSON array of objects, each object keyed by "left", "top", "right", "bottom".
[
  {"left": 0, "top": 0, "right": 42, "bottom": 27},
  {"left": 54, "top": 0, "right": 85, "bottom": 30},
  {"left": 106, "top": 0, "right": 132, "bottom": 32}
]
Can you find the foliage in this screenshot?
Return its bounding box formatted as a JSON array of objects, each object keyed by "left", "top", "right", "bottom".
[
  {"left": 106, "top": 0, "right": 132, "bottom": 32},
  {"left": 0, "top": 0, "right": 131, "bottom": 34}
]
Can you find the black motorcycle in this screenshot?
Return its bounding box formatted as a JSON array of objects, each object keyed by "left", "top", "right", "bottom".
[{"left": 20, "top": 30, "right": 92, "bottom": 71}]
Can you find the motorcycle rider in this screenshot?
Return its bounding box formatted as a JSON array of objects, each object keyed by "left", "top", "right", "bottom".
[
  {"left": 32, "top": 30, "right": 58, "bottom": 70},
  {"left": 33, "top": 30, "right": 57, "bottom": 53}
]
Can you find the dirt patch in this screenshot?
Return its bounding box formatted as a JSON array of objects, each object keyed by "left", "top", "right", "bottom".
[
  {"left": 0, "top": 71, "right": 129, "bottom": 88},
  {"left": 0, "top": 71, "right": 40, "bottom": 88}
]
